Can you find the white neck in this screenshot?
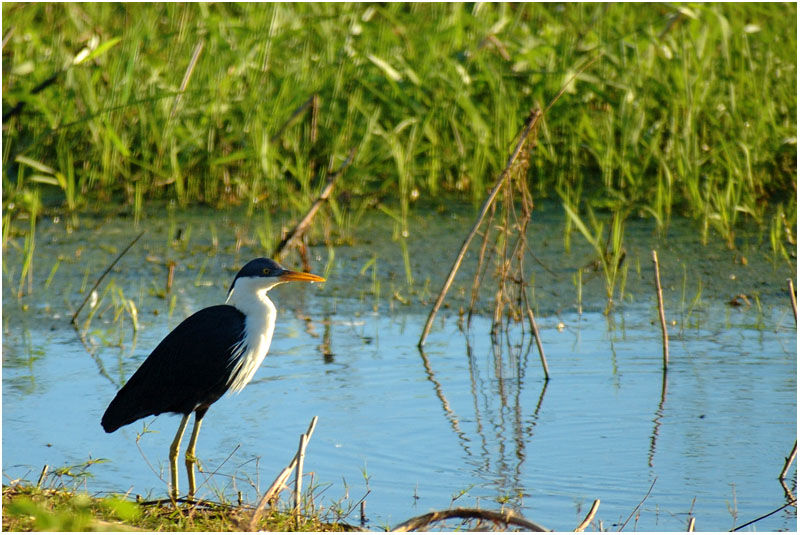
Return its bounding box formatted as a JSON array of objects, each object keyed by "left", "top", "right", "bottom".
[{"left": 225, "top": 277, "right": 284, "bottom": 392}]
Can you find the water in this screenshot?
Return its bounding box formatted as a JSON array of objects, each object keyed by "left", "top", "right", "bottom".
[{"left": 3, "top": 204, "right": 796, "bottom": 531}]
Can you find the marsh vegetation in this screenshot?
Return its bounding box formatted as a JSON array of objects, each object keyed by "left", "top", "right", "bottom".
[{"left": 2, "top": 3, "right": 797, "bottom": 532}]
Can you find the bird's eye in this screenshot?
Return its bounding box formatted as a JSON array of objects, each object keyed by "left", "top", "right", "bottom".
[{"left": 262, "top": 268, "right": 269, "bottom": 275}]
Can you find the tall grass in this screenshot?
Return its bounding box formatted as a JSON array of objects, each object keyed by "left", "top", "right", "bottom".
[{"left": 2, "top": 4, "right": 796, "bottom": 262}]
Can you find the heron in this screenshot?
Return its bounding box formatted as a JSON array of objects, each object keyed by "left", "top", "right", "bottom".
[{"left": 101, "top": 257, "right": 325, "bottom": 500}]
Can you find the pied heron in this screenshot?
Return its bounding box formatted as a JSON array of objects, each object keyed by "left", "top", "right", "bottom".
[{"left": 101, "top": 257, "right": 325, "bottom": 500}]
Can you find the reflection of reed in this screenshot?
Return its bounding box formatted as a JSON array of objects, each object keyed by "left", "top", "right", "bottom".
[
  {"left": 648, "top": 370, "right": 668, "bottom": 467},
  {"left": 318, "top": 316, "right": 334, "bottom": 364},
  {"left": 417, "top": 347, "right": 472, "bottom": 456},
  {"left": 473, "top": 332, "right": 549, "bottom": 500}
]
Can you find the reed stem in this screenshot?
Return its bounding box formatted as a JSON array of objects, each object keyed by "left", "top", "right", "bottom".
[{"left": 652, "top": 250, "right": 669, "bottom": 369}]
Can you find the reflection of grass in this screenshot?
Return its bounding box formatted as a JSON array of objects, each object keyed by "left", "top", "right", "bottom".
[{"left": 1, "top": 3, "right": 794, "bottom": 271}]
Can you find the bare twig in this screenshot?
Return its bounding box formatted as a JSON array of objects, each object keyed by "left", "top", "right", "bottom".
[
  {"left": 779, "top": 440, "right": 797, "bottom": 481},
  {"left": 166, "top": 260, "right": 176, "bottom": 293},
  {"left": 271, "top": 94, "right": 318, "bottom": 144},
  {"left": 618, "top": 478, "right": 656, "bottom": 531},
  {"left": 169, "top": 40, "right": 204, "bottom": 120},
  {"left": 248, "top": 416, "right": 318, "bottom": 531},
  {"left": 523, "top": 286, "right": 550, "bottom": 380},
  {"left": 467, "top": 203, "right": 497, "bottom": 327},
  {"left": 293, "top": 432, "right": 309, "bottom": 524},
  {"left": 652, "top": 250, "right": 669, "bottom": 369},
  {"left": 687, "top": 516, "right": 695, "bottom": 531},
  {"left": 418, "top": 109, "right": 542, "bottom": 347},
  {"left": 731, "top": 499, "right": 797, "bottom": 531},
  {"left": 575, "top": 499, "right": 600, "bottom": 532},
  {"left": 71, "top": 230, "right": 145, "bottom": 326},
  {"left": 272, "top": 148, "right": 356, "bottom": 261},
  {"left": 391, "top": 507, "right": 549, "bottom": 532},
  {"left": 788, "top": 279, "right": 797, "bottom": 324},
  {"left": 36, "top": 465, "right": 49, "bottom": 488}
]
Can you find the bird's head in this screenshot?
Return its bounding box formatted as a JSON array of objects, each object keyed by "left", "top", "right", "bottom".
[{"left": 227, "top": 258, "right": 325, "bottom": 301}]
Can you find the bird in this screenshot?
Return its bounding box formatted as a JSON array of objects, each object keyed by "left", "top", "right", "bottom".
[{"left": 101, "top": 257, "right": 325, "bottom": 500}]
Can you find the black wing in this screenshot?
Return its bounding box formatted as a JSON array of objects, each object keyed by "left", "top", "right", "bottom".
[{"left": 101, "top": 305, "right": 246, "bottom": 432}]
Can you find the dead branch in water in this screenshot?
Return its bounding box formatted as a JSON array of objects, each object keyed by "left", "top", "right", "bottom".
[
  {"left": 779, "top": 440, "right": 797, "bottom": 482},
  {"left": 652, "top": 250, "right": 669, "bottom": 369},
  {"left": 391, "top": 507, "right": 549, "bottom": 532},
  {"left": 788, "top": 279, "right": 797, "bottom": 324},
  {"left": 272, "top": 148, "right": 356, "bottom": 263},
  {"left": 418, "top": 108, "right": 542, "bottom": 348},
  {"left": 71, "top": 230, "right": 145, "bottom": 326},
  {"left": 618, "top": 478, "right": 656, "bottom": 531},
  {"left": 418, "top": 54, "right": 602, "bottom": 380}
]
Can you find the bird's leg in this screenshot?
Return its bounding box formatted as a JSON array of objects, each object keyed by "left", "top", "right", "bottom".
[
  {"left": 169, "top": 414, "right": 191, "bottom": 501},
  {"left": 185, "top": 408, "right": 207, "bottom": 500}
]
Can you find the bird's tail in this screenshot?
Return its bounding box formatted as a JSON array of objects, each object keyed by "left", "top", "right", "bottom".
[{"left": 101, "top": 386, "right": 151, "bottom": 433}]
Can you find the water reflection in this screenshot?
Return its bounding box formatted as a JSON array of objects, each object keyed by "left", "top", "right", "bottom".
[
  {"left": 417, "top": 325, "right": 552, "bottom": 510},
  {"left": 648, "top": 370, "right": 668, "bottom": 468},
  {"left": 417, "top": 348, "right": 471, "bottom": 455}
]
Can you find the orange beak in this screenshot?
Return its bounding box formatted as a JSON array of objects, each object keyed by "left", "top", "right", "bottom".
[{"left": 279, "top": 270, "right": 326, "bottom": 283}]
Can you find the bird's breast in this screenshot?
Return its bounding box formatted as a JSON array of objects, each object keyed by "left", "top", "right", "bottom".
[{"left": 226, "top": 296, "right": 277, "bottom": 393}]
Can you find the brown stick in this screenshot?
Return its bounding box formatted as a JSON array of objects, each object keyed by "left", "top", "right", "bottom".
[
  {"left": 391, "top": 507, "right": 549, "bottom": 532},
  {"left": 71, "top": 230, "right": 145, "bottom": 326},
  {"left": 272, "top": 148, "right": 356, "bottom": 261},
  {"left": 36, "top": 464, "right": 49, "bottom": 488},
  {"left": 523, "top": 287, "right": 550, "bottom": 380},
  {"left": 270, "top": 94, "right": 318, "bottom": 144},
  {"left": 170, "top": 40, "right": 205, "bottom": 121},
  {"left": 293, "top": 432, "right": 309, "bottom": 524},
  {"left": 166, "top": 261, "right": 176, "bottom": 293},
  {"left": 418, "top": 109, "right": 542, "bottom": 347},
  {"left": 619, "top": 478, "right": 656, "bottom": 531},
  {"left": 574, "top": 499, "right": 600, "bottom": 532},
  {"left": 788, "top": 279, "right": 797, "bottom": 324},
  {"left": 652, "top": 250, "right": 669, "bottom": 369},
  {"left": 248, "top": 416, "right": 318, "bottom": 531},
  {"left": 779, "top": 440, "right": 797, "bottom": 481}
]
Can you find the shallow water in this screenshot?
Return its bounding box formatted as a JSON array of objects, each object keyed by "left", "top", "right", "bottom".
[{"left": 3, "top": 203, "right": 796, "bottom": 531}]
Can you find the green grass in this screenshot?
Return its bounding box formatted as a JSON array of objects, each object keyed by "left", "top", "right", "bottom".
[
  {"left": 2, "top": 3, "right": 796, "bottom": 262},
  {"left": 2, "top": 483, "right": 351, "bottom": 532}
]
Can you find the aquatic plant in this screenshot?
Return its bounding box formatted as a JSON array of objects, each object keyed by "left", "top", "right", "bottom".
[{"left": 1, "top": 3, "right": 793, "bottom": 257}]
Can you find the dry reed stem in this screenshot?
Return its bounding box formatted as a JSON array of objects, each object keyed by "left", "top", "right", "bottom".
[
  {"left": 574, "top": 499, "right": 600, "bottom": 532},
  {"left": 166, "top": 261, "right": 176, "bottom": 293},
  {"left": 788, "top": 279, "right": 797, "bottom": 324},
  {"left": 523, "top": 286, "right": 550, "bottom": 379},
  {"left": 270, "top": 94, "right": 318, "bottom": 144},
  {"left": 467, "top": 203, "right": 497, "bottom": 327},
  {"left": 419, "top": 55, "right": 601, "bottom": 347},
  {"left": 170, "top": 40, "right": 205, "bottom": 120},
  {"left": 418, "top": 109, "right": 542, "bottom": 347},
  {"left": 652, "top": 250, "right": 669, "bottom": 369},
  {"left": 391, "top": 507, "right": 549, "bottom": 532},
  {"left": 618, "top": 478, "right": 656, "bottom": 531},
  {"left": 248, "top": 416, "right": 318, "bottom": 531},
  {"left": 779, "top": 440, "right": 797, "bottom": 481},
  {"left": 688, "top": 516, "right": 696, "bottom": 531},
  {"left": 36, "top": 465, "right": 49, "bottom": 488},
  {"left": 71, "top": 230, "right": 145, "bottom": 326},
  {"left": 293, "top": 432, "right": 309, "bottom": 525},
  {"left": 272, "top": 148, "right": 356, "bottom": 261}
]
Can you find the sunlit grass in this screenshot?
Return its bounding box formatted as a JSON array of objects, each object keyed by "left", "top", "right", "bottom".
[{"left": 2, "top": 3, "right": 796, "bottom": 285}]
